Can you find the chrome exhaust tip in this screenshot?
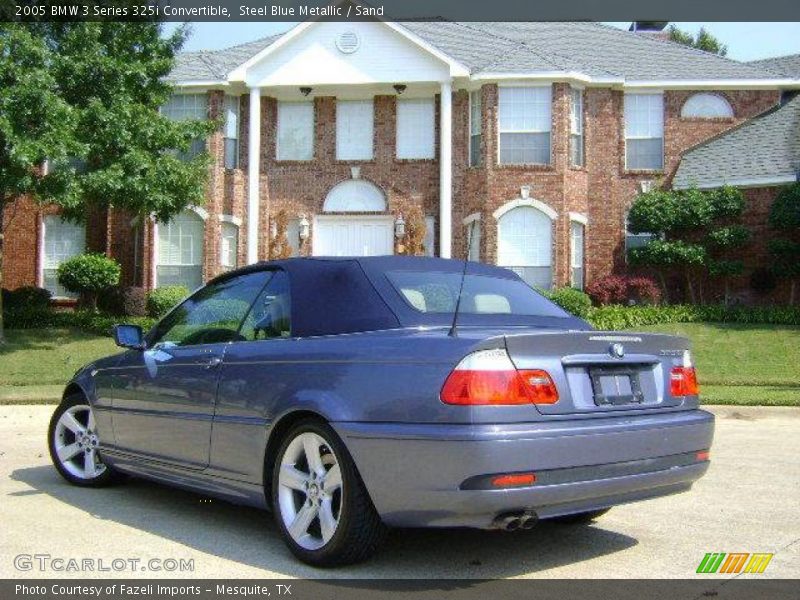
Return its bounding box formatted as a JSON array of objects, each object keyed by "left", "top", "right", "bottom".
[
  {"left": 504, "top": 517, "right": 521, "bottom": 531},
  {"left": 519, "top": 514, "right": 538, "bottom": 530}
]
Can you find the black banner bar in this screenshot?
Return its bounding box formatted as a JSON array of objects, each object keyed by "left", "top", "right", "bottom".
[
  {"left": 2, "top": 0, "right": 800, "bottom": 22},
  {"left": 3, "top": 579, "right": 800, "bottom": 600}
]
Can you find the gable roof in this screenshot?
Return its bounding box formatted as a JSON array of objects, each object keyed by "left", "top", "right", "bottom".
[
  {"left": 169, "top": 21, "right": 791, "bottom": 86},
  {"left": 673, "top": 95, "right": 800, "bottom": 189},
  {"left": 748, "top": 54, "right": 800, "bottom": 78}
]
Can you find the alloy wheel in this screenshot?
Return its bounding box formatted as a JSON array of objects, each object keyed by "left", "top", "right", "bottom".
[
  {"left": 277, "top": 432, "right": 343, "bottom": 550},
  {"left": 52, "top": 404, "right": 107, "bottom": 480}
]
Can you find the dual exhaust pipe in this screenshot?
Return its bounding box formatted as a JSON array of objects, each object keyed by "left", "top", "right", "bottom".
[{"left": 494, "top": 510, "right": 538, "bottom": 531}]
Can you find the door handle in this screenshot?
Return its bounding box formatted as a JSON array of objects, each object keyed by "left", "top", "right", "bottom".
[{"left": 204, "top": 356, "right": 223, "bottom": 370}]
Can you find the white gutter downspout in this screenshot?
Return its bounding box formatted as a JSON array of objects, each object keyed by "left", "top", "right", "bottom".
[
  {"left": 247, "top": 87, "right": 261, "bottom": 264},
  {"left": 439, "top": 79, "right": 453, "bottom": 259}
]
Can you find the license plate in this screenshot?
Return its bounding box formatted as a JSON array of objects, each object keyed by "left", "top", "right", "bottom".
[{"left": 589, "top": 367, "right": 645, "bottom": 406}]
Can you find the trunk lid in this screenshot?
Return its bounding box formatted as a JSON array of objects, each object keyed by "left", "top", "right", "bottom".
[{"left": 504, "top": 330, "right": 693, "bottom": 415}]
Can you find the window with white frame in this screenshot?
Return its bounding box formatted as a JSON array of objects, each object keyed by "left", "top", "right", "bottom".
[
  {"left": 681, "top": 93, "right": 734, "bottom": 119},
  {"left": 469, "top": 90, "right": 482, "bottom": 167},
  {"left": 423, "top": 216, "right": 435, "bottom": 257},
  {"left": 466, "top": 218, "right": 481, "bottom": 261},
  {"left": 570, "top": 221, "right": 585, "bottom": 290},
  {"left": 42, "top": 215, "right": 86, "bottom": 298},
  {"left": 157, "top": 210, "right": 205, "bottom": 290},
  {"left": 223, "top": 95, "right": 239, "bottom": 169},
  {"left": 396, "top": 98, "right": 435, "bottom": 159},
  {"left": 277, "top": 102, "right": 314, "bottom": 161},
  {"left": 161, "top": 94, "right": 207, "bottom": 160},
  {"left": 498, "top": 86, "right": 552, "bottom": 165},
  {"left": 570, "top": 88, "right": 584, "bottom": 168},
  {"left": 625, "top": 210, "right": 657, "bottom": 253},
  {"left": 624, "top": 93, "right": 664, "bottom": 170},
  {"left": 336, "top": 99, "right": 373, "bottom": 160},
  {"left": 220, "top": 221, "right": 239, "bottom": 272}
]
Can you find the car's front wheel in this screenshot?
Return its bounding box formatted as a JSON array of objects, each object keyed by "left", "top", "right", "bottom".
[
  {"left": 48, "top": 393, "right": 122, "bottom": 487},
  {"left": 271, "top": 419, "right": 386, "bottom": 567}
]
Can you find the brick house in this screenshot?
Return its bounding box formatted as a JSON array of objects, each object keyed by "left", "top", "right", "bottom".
[{"left": 4, "top": 21, "right": 799, "bottom": 300}]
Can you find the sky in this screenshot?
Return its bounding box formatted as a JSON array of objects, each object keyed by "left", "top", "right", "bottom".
[{"left": 164, "top": 21, "right": 800, "bottom": 62}]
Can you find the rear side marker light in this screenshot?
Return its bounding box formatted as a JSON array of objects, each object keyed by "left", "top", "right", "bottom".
[
  {"left": 441, "top": 349, "right": 559, "bottom": 406},
  {"left": 491, "top": 473, "right": 537, "bottom": 488},
  {"left": 670, "top": 366, "right": 699, "bottom": 396},
  {"left": 696, "top": 450, "right": 710, "bottom": 462}
]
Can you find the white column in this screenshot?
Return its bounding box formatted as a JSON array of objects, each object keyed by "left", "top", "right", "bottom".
[
  {"left": 247, "top": 87, "right": 261, "bottom": 265},
  {"left": 439, "top": 80, "right": 453, "bottom": 259}
]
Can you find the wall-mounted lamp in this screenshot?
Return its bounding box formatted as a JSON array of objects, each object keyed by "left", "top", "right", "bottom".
[
  {"left": 298, "top": 214, "right": 310, "bottom": 241},
  {"left": 520, "top": 185, "right": 531, "bottom": 200},
  {"left": 393, "top": 84, "right": 407, "bottom": 95},
  {"left": 300, "top": 87, "right": 313, "bottom": 97},
  {"left": 270, "top": 219, "right": 278, "bottom": 239},
  {"left": 394, "top": 213, "right": 406, "bottom": 239}
]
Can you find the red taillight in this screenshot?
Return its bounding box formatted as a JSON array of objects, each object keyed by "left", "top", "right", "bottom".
[
  {"left": 441, "top": 349, "right": 559, "bottom": 406},
  {"left": 670, "top": 366, "right": 699, "bottom": 396},
  {"left": 440, "top": 369, "right": 531, "bottom": 405},
  {"left": 491, "top": 473, "right": 537, "bottom": 487},
  {"left": 696, "top": 450, "right": 710, "bottom": 462}
]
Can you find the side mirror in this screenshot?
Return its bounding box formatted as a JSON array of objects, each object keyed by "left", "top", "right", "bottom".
[{"left": 113, "top": 324, "right": 145, "bottom": 350}]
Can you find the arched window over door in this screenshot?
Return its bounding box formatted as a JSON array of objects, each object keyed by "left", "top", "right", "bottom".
[
  {"left": 323, "top": 180, "right": 386, "bottom": 213},
  {"left": 496, "top": 203, "right": 553, "bottom": 289},
  {"left": 157, "top": 210, "right": 205, "bottom": 290}
]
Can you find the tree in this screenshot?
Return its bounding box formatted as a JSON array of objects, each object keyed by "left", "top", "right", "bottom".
[
  {"left": 57, "top": 253, "right": 121, "bottom": 311},
  {"left": 269, "top": 210, "right": 294, "bottom": 259},
  {"left": 0, "top": 25, "right": 79, "bottom": 343},
  {"left": 0, "top": 22, "right": 214, "bottom": 342},
  {"left": 627, "top": 185, "right": 748, "bottom": 304},
  {"left": 768, "top": 183, "right": 800, "bottom": 304},
  {"left": 668, "top": 25, "right": 728, "bottom": 56}
]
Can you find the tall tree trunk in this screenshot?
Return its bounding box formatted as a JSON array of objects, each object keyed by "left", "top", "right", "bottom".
[
  {"left": 685, "top": 271, "right": 696, "bottom": 304},
  {"left": 0, "top": 197, "right": 5, "bottom": 345},
  {"left": 657, "top": 272, "right": 669, "bottom": 304}
]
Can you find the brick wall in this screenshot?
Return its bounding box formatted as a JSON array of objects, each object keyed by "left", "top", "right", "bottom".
[{"left": 2, "top": 83, "right": 787, "bottom": 306}]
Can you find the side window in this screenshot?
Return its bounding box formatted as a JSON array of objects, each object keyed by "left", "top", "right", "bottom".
[
  {"left": 148, "top": 271, "right": 271, "bottom": 347},
  {"left": 240, "top": 270, "right": 292, "bottom": 341}
]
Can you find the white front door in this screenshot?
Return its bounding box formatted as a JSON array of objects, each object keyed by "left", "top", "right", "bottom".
[{"left": 313, "top": 216, "right": 394, "bottom": 257}]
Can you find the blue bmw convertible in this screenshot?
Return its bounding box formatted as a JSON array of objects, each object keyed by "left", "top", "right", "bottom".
[{"left": 49, "top": 256, "right": 714, "bottom": 566}]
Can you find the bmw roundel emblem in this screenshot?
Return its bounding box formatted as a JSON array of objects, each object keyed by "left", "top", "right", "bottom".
[{"left": 610, "top": 343, "right": 625, "bottom": 359}]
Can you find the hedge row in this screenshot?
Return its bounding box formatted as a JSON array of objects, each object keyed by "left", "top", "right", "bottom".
[
  {"left": 4, "top": 303, "right": 799, "bottom": 338},
  {"left": 586, "top": 304, "right": 800, "bottom": 330},
  {"left": 5, "top": 309, "right": 156, "bottom": 337}
]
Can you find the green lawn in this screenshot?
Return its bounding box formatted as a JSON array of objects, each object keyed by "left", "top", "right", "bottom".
[
  {"left": 1, "top": 323, "right": 798, "bottom": 406},
  {"left": 629, "top": 322, "right": 800, "bottom": 406},
  {"left": 0, "top": 328, "right": 117, "bottom": 404}
]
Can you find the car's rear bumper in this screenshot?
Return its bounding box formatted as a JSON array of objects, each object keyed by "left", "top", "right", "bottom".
[{"left": 335, "top": 409, "right": 714, "bottom": 528}]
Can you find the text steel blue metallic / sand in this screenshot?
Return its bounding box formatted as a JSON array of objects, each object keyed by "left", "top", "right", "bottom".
[{"left": 48, "top": 257, "right": 714, "bottom": 566}]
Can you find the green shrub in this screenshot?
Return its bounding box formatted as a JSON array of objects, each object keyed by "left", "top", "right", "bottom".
[
  {"left": 547, "top": 287, "right": 592, "bottom": 319},
  {"left": 2, "top": 286, "right": 52, "bottom": 312},
  {"left": 98, "top": 286, "right": 148, "bottom": 317},
  {"left": 587, "top": 304, "right": 800, "bottom": 330},
  {"left": 57, "top": 253, "right": 121, "bottom": 310},
  {"left": 4, "top": 308, "right": 155, "bottom": 336},
  {"left": 147, "top": 286, "right": 189, "bottom": 318}
]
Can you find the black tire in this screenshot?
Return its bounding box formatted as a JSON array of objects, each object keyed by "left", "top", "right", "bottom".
[
  {"left": 271, "top": 419, "right": 386, "bottom": 567},
  {"left": 550, "top": 508, "right": 611, "bottom": 524},
  {"left": 48, "top": 393, "right": 124, "bottom": 487}
]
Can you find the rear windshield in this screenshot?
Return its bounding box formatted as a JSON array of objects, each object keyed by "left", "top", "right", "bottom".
[{"left": 386, "top": 271, "right": 569, "bottom": 318}]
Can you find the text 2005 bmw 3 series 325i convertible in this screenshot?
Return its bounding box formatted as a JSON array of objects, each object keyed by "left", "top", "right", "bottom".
[{"left": 48, "top": 256, "right": 714, "bottom": 566}]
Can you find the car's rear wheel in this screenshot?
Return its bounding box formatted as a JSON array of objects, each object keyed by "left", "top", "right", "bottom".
[
  {"left": 550, "top": 508, "right": 611, "bottom": 524},
  {"left": 271, "top": 419, "right": 386, "bottom": 567},
  {"left": 48, "top": 393, "right": 122, "bottom": 487}
]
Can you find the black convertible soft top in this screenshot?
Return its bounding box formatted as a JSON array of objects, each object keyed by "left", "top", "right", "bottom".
[{"left": 212, "top": 256, "right": 587, "bottom": 337}]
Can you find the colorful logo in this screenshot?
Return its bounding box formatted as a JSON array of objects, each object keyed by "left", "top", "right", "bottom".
[{"left": 697, "top": 552, "right": 773, "bottom": 574}]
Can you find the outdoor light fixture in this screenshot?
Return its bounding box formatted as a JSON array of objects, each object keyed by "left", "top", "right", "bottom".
[
  {"left": 298, "top": 214, "right": 310, "bottom": 240},
  {"left": 393, "top": 84, "right": 407, "bottom": 95},
  {"left": 300, "top": 87, "right": 313, "bottom": 97},
  {"left": 270, "top": 219, "right": 278, "bottom": 239},
  {"left": 394, "top": 213, "right": 406, "bottom": 238}
]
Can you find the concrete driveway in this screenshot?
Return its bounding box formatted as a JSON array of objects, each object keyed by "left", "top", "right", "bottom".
[{"left": 1, "top": 405, "right": 798, "bottom": 579}]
